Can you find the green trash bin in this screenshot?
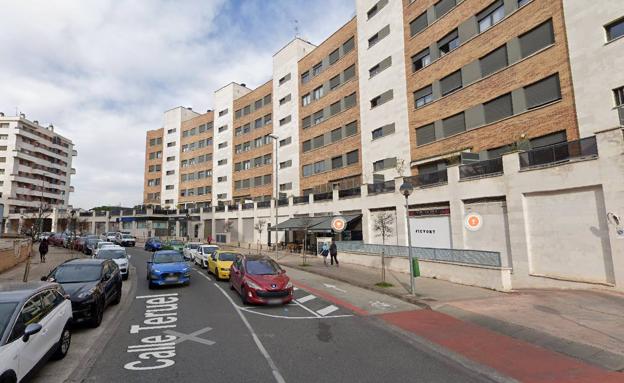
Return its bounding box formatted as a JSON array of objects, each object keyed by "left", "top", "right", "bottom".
[{"left": 412, "top": 258, "right": 420, "bottom": 278}]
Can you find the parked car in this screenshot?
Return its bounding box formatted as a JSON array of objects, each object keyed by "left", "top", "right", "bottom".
[
  {"left": 94, "top": 247, "right": 131, "bottom": 280},
  {"left": 72, "top": 237, "right": 86, "bottom": 252},
  {"left": 94, "top": 241, "right": 115, "bottom": 257},
  {"left": 62, "top": 233, "right": 77, "bottom": 248},
  {"left": 230, "top": 255, "right": 293, "bottom": 305},
  {"left": 101, "top": 232, "right": 117, "bottom": 242},
  {"left": 0, "top": 282, "right": 73, "bottom": 383},
  {"left": 146, "top": 250, "right": 191, "bottom": 289},
  {"left": 144, "top": 237, "right": 163, "bottom": 252},
  {"left": 182, "top": 242, "right": 202, "bottom": 261},
  {"left": 114, "top": 233, "right": 136, "bottom": 247},
  {"left": 42, "top": 258, "right": 122, "bottom": 327},
  {"left": 195, "top": 245, "right": 219, "bottom": 268},
  {"left": 162, "top": 240, "right": 185, "bottom": 253},
  {"left": 48, "top": 233, "right": 66, "bottom": 247},
  {"left": 83, "top": 238, "right": 101, "bottom": 256},
  {"left": 207, "top": 250, "right": 240, "bottom": 280},
  {"left": 38, "top": 232, "right": 53, "bottom": 242}
]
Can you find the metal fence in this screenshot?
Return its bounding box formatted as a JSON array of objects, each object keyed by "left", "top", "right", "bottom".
[
  {"left": 335, "top": 241, "right": 501, "bottom": 267},
  {"left": 339, "top": 187, "right": 361, "bottom": 199},
  {"left": 257, "top": 201, "right": 271, "bottom": 209},
  {"left": 367, "top": 181, "right": 395, "bottom": 195},
  {"left": 519, "top": 136, "right": 598, "bottom": 168},
  {"left": 405, "top": 169, "right": 449, "bottom": 188},
  {"left": 313, "top": 192, "right": 333, "bottom": 201},
  {"left": 278, "top": 198, "right": 289, "bottom": 207},
  {"left": 293, "top": 196, "right": 309, "bottom": 204},
  {"left": 459, "top": 157, "right": 504, "bottom": 180}
]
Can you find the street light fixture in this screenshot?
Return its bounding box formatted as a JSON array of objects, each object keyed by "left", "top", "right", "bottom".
[
  {"left": 268, "top": 133, "right": 279, "bottom": 259},
  {"left": 399, "top": 181, "right": 415, "bottom": 295}
]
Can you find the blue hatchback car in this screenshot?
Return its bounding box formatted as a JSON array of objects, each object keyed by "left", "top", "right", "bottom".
[
  {"left": 147, "top": 250, "right": 191, "bottom": 289},
  {"left": 144, "top": 237, "right": 162, "bottom": 252}
]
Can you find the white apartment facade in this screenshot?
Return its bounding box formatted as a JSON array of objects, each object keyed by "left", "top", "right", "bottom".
[
  {"left": 563, "top": 0, "right": 624, "bottom": 136},
  {"left": 0, "top": 113, "right": 76, "bottom": 228},
  {"left": 160, "top": 106, "right": 199, "bottom": 209}
]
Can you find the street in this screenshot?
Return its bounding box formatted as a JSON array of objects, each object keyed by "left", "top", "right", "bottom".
[{"left": 74, "top": 247, "right": 490, "bottom": 383}]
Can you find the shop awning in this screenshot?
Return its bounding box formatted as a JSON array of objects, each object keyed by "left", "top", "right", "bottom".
[
  {"left": 307, "top": 215, "right": 361, "bottom": 232},
  {"left": 269, "top": 215, "right": 361, "bottom": 232}
]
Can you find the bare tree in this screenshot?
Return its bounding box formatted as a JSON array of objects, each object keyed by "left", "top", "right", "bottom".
[
  {"left": 373, "top": 211, "right": 394, "bottom": 284},
  {"left": 254, "top": 219, "right": 267, "bottom": 254}
]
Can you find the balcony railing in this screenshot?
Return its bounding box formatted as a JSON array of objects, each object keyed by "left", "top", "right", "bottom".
[
  {"left": 293, "top": 196, "right": 309, "bottom": 204},
  {"left": 405, "top": 169, "right": 448, "bottom": 188},
  {"left": 339, "top": 187, "right": 361, "bottom": 199},
  {"left": 367, "top": 181, "right": 395, "bottom": 195},
  {"left": 190, "top": 208, "right": 201, "bottom": 214},
  {"left": 215, "top": 205, "right": 225, "bottom": 212},
  {"left": 459, "top": 157, "right": 504, "bottom": 180},
  {"left": 95, "top": 210, "right": 107, "bottom": 217},
  {"left": 242, "top": 203, "right": 254, "bottom": 210},
  {"left": 135, "top": 209, "right": 147, "bottom": 215},
  {"left": 519, "top": 136, "right": 598, "bottom": 169},
  {"left": 278, "top": 198, "right": 289, "bottom": 207},
  {"left": 257, "top": 201, "right": 271, "bottom": 209},
  {"left": 121, "top": 209, "right": 134, "bottom": 215},
  {"left": 109, "top": 209, "right": 121, "bottom": 216},
  {"left": 313, "top": 191, "right": 333, "bottom": 202},
  {"left": 79, "top": 212, "right": 93, "bottom": 217}
]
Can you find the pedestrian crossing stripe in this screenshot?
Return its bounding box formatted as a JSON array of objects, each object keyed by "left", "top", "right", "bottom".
[
  {"left": 297, "top": 295, "right": 316, "bottom": 303},
  {"left": 317, "top": 305, "right": 339, "bottom": 316}
]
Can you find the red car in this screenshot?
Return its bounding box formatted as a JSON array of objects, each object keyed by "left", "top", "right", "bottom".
[
  {"left": 48, "top": 233, "right": 66, "bottom": 247},
  {"left": 230, "top": 255, "right": 293, "bottom": 305}
]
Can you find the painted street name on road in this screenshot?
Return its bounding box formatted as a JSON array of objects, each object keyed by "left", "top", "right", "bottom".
[{"left": 124, "top": 293, "right": 180, "bottom": 371}]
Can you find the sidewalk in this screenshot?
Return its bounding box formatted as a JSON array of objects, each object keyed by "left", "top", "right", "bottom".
[
  {"left": 0, "top": 245, "right": 84, "bottom": 284},
  {"left": 273, "top": 251, "right": 624, "bottom": 373}
]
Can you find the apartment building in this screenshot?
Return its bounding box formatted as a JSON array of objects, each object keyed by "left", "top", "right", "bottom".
[
  {"left": 179, "top": 111, "right": 215, "bottom": 207},
  {"left": 0, "top": 113, "right": 76, "bottom": 220},
  {"left": 232, "top": 81, "right": 274, "bottom": 203},
  {"left": 144, "top": 128, "right": 164, "bottom": 205},
  {"left": 403, "top": 0, "right": 579, "bottom": 178},
  {"left": 298, "top": 19, "right": 362, "bottom": 195}
]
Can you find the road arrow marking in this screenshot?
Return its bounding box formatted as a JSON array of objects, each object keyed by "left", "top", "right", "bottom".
[
  {"left": 369, "top": 301, "right": 392, "bottom": 310},
  {"left": 323, "top": 283, "right": 347, "bottom": 293}
]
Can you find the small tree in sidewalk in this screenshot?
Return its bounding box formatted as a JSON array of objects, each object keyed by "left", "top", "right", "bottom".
[
  {"left": 373, "top": 211, "right": 394, "bottom": 286},
  {"left": 254, "top": 219, "right": 267, "bottom": 255}
]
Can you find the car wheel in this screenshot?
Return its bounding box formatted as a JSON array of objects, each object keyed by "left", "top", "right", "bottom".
[
  {"left": 111, "top": 285, "right": 122, "bottom": 305},
  {"left": 0, "top": 371, "right": 17, "bottom": 383},
  {"left": 52, "top": 325, "right": 71, "bottom": 360},
  {"left": 90, "top": 299, "right": 104, "bottom": 328}
]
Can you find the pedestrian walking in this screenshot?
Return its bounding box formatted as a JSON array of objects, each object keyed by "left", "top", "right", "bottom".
[
  {"left": 39, "top": 237, "right": 49, "bottom": 263},
  {"left": 329, "top": 240, "right": 338, "bottom": 267},
  {"left": 207, "top": 235, "right": 213, "bottom": 245},
  {"left": 320, "top": 242, "right": 329, "bottom": 266}
]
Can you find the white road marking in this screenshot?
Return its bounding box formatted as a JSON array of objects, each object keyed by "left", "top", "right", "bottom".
[
  {"left": 369, "top": 301, "right": 392, "bottom": 310},
  {"left": 322, "top": 283, "right": 347, "bottom": 293},
  {"left": 212, "top": 282, "right": 286, "bottom": 383},
  {"left": 291, "top": 298, "right": 322, "bottom": 318},
  {"left": 292, "top": 287, "right": 299, "bottom": 291},
  {"left": 296, "top": 294, "right": 316, "bottom": 303},
  {"left": 194, "top": 268, "right": 211, "bottom": 280},
  {"left": 317, "top": 305, "right": 339, "bottom": 316},
  {"left": 164, "top": 327, "right": 216, "bottom": 346}
]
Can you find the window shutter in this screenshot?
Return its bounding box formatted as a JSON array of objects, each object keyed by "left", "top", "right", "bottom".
[
  {"left": 344, "top": 93, "right": 357, "bottom": 109},
  {"left": 440, "top": 70, "right": 462, "bottom": 95},
  {"left": 410, "top": 12, "right": 428, "bottom": 36},
  {"left": 345, "top": 121, "right": 357, "bottom": 136},
  {"left": 484, "top": 93, "right": 513, "bottom": 123},
  {"left": 434, "top": 0, "right": 456, "bottom": 19},
  {"left": 331, "top": 128, "right": 342, "bottom": 142},
  {"left": 416, "top": 124, "right": 436, "bottom": 145},
  {"left": 330, "top": 101, "right": 341, "bottom": 116},
  {"left": 442, "top": 112, "right": 466, "bottom": 137},
  {"left": 330, "top": 75, "right": 341, "bottom": 89},
  {"left": 343, "top": 65, "right": 356, "bottom": 82},
  {"left": 477, "top": 0, "right": 504, "bottom": 21},
  {"left": 382, "top": 123, "right": 395, "bottom": 136},
  {"left": 329, "top": 49, "right": 340, "bottom": 64},
  {"left": 519, "top": 20, "right": 554, "bottom": 58},
  {"left": 525, "top": 74, "right": 561, "bottom": 109},
  {"left": 437, "top": 29, "right": 458, "bottom": 49},
  {"left": 414, "top": 85, "right": 433, "bottom": 100},
  {"left": 342, "top": 37, "right": 355, "bottom": 54},
  {"left": 480, "top": 45, "right": 508, "bottom": 77}
]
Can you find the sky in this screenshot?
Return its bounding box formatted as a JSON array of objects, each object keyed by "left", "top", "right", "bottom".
[{"left": 0, "top": 0, "right": 354, "bottom": 209}]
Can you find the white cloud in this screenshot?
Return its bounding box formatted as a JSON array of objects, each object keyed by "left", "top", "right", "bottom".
[{"left": 0, "top": 0, "right": 354, "bottom": 208}]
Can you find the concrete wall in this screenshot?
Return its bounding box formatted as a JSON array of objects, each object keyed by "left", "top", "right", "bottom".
[{"left": 0, "top": 240, "right": 31, "bottom": 274}]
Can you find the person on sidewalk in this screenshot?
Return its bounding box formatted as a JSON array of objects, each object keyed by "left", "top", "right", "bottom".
[
  {"left": 329, "top": 240, "right": 338, "bottom": 267},
  {"left": 39, "top": 237, "right": 49, "bottom": 263},
  {"left": 320, "top": 242, "right": 329, "bottom": 266}
]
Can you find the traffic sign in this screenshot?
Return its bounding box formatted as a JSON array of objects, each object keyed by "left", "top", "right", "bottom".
[
  {"left": 331, "top": 216, "right": 347, "bottom": 233},
  {"left": 464, "top": 213, "right": 483, "bottom": 232}
]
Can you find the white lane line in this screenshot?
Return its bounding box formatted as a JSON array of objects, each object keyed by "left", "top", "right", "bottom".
[
  {"left": 317, "top": 305, "right": 339, "bottom": 316},
  {"left": 296, "top": 294, "right": 316, "bottom": 303},
  {"left": 291, "top": 298, "right": 322, "bottom": 318},
  {"left": 213, "top": 282, "right": 286, "bottom": 383},
  {"left": 195, "top": 268, "right": 211, "bottom": 280}
]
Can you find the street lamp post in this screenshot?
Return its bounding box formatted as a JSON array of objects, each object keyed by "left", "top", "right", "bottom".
[
  {"left": 269, "top": 133, "right": 279, "bottom": 259},
  {"left": 399, "top": 181, "right": 415, "bottom": 295}
]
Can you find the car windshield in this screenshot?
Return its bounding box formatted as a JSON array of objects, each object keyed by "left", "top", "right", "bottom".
[
  {"left": 97, "top": 249, "right": 127, "bottom": 259},
  {"left": 98, "top": 242, "right": 113, "bottom": 248},
  {"left": 54, "top": 264, "right": 102, "bottom": 283},
  {"left": 187, "top": 244, "right": 199, "bottom": 249},
  {"left": 169, "top": 240, "right": 183, "bottom": 245},
  {"left": 87, "top": 239, "right": 99, "bottom": 245},
  {"left": 0, "top": 302, "right": 18, "bottom": 337},
  {"left": 153, "top": 252, "right": 184, "bottom": 264},
  {"left": 202, "top": 247, "right": 217, "bottom": 254},
  {"left": 246, "top": 259, "right": 281, "bottom": 275},
  {"left": 219, "top": 252, "right": 238, "bottom": 262},
  {"left": 122, "top": 235, "right": 133, "bottom": 239}
]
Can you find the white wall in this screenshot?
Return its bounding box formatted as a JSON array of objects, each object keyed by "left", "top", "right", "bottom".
[
  {"left": 563, "top": 0, "right": 624, "bottom": 136},
  {"left": 355, "top": 0, "right": 412, "bottom": 182},
  {"left": 272, "top": 38, "right": 316, "bottom": 197}
]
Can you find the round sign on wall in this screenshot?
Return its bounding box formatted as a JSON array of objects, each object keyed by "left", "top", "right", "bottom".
[
  {"left": 464, "top": 213, "right": 483, "bottom": 232},
  {"left": 331, "top": 216, "right": 347, "bottom": 233}
]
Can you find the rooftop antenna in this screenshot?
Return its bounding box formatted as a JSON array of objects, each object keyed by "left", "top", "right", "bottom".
[{"left": 293, "top": 19, "right": 300, "bottom": 39}]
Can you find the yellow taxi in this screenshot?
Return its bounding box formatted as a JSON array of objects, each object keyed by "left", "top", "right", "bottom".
[{"left": 207, "top": 250, "right": 241, "bottom": 280}]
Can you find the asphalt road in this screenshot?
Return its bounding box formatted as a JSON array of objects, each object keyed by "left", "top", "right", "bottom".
[{"left": 79, "top": 247, "right": 490, "bottom": 383}]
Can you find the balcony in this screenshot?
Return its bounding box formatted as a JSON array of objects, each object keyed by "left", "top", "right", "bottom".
[
  {"left": 293, "top": 196, "right": 309, "bottom": 205},
  {"left": 277, "top": 198, "right": 289, "bottom": 207},
  {"left": 79, "top": 211, "right": 93, "bottom": 217},
  {"left": 339, "top": 187, "right": 360, "bottom": 199},
  {"left": 72, "top": 149, "right": 78, "bottom": 157},
  {"left": 313, "top": 191, "right": 333, "bottom": 202},
  {"left": 242, "top": 203, "right": 254, "bottom": 210},
  {"left": 519, "top": 137, "right": 598, "bottom": 169},
  {"left": 405, "top": 169, "right": 449, "bottom": 188},
  {"left": 367, "top": 181, "right": 395, "bottom": 195},
  {"left": 257, "top": 201, "right": 271, "bottom": 209},
  {"left": 459, "top": 157, "right": 504, "bottom": 180},
  {"left": 215, "top": 205, "right": 225, "bottom": 212}
]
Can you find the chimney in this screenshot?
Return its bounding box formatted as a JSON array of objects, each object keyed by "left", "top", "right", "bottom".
[{"left": 48, "top": 124, "right": 54, "bottom": 132}]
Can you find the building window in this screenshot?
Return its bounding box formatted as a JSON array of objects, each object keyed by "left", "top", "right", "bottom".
[
  {"left": 279, "top": 137, "right": 292, "bottom": 147},
  {"left": 166, "top": 156, "right": 175, "bottom": 162},
  {"left": 217, "top": 193, "right": 226, "bottom": 199},
  {"left": 255, "top": 99, "right": 263, "bottom": 110},
  {"left": 167, "top": 129, "right": 176, "bottom": 134},
  {"left": 414, "top": 85, "right": 433, "bottom": 108},
  {"left": 606, "top": 17, "right": 624, "bottom": 42},
  {"left": 343, "top": 36, "right": 355, "bottom": 54},
  {"left": 280, "top": 160, "right": 292, "bottom": 169},
  {"left": 331, "top": 156, "right": 344, "bottom": 169},
  {"left": 218, "top": 125, "right": 228, "bottom": 132},
  {"left": 440, "top": 69, "right": 462, "bottom": 96},
  {"left": 442, "top": 112, "right": 466, "bottom": 137},
  {"left": 313, "top": 110, "right": 324, "bottom": 125},
  {"left": 483, "top": 93, "right": 513, "bottom": 124},
  {"left": 368, "top": 25, "right": 390, "bottom": 48},
  {"left": 313, "top": 135, "right": 324, "bottom": 149},
  {"left": 410, "top": 12, "right": 428, "bottom": 37},
  {"left": 301, "top": 71, "right": 310, "bottom": 84},
  {"left": 279, "top": 94, "right": 291, "bottom": 105},
  {"left": 370, "top": 89, "right": 393, "bottom": 108},
  {"left": 345, "top": 121, "right": 357, "bottom": 137},
  {"left": 302, "top": 140, "right": 312, "bottom": 152},
  {"left": 302, "top": 116, "right": 312, "bottom": 129},
  {"left": 330, "top": 101, "right": 341, "bottom": 116},
  {"left": 373, "top": 157, "right": 397, "bottom": 172},
  {"left": 279, "top": 73, "right": 291, "bottom": 85},
  {"left": 480, "top": 45, "right": 508, "bottom": 77},
  {"left": 519, "top": 20, "right": 554, "bottom": 58},
  {"left": 280, "top": 182, "right": 292, "bottom": 191},
  {"left": 367, "top": 0, "right": 388, "bottom": 19},
  {"left": 314, "top": 160, "right": 326, "bottom": 174},
  {"left": 344, "top": 93, "right": 357, "bottom": 109},
  {"left": 343, "top": 65, "right": 356, "bottom": 82},
  {"left": 279, "top": 115, "right": 292, "bottom": 126},
  {"left": 329, "top": 48, "right": 340, "bottom": 65},
  {"left": 312, "top": 62, "right": 322, "bottom": 76},
  {"left": 372, "top": 123, "right": 395, "bottom": 140},
  {"left": 218, "top": 142, "right": 227, "bottom": 149},
  {"left": 518, "top": 0, "right": 530, "bottom": 7},
  {"left": 346, "top": 150, "right": 359, "bottom": 165},
  {"left": 218, "top": 159, "right": 227, "bottom": 165},
  {"left": 218, "top": 109, "right": 228, "bottom": 117},
  {"left": 303, "top": 164, "right": 313, "bottom": 177},
  {"left": 217, "top": 176, "right": 227, "bottom": 182},
  {"left": 614, "top": 86, "right": 624, "bottom": 107},
  {"left": 524, "top": 73, "right": 561, "bottom": 109},
  {"left": 302, "top": 93, "right": 311, "bottom": 106},
  {"left": 165, "top": 185, "right": 174, "bottom": 190},
  {"left": 478, "top": 0, "right": 505, "bottom": 33},
  {"left": 369, "top": 56, "right": 392, "bottom": 78},
  {"left": 438, "top": 29, "right": 459, "bottom": 56},
  {"left": 411, "top": 48, "right": 431, "bottom": 72},
  {"left": 434, "top": 0, "right": 456, "bottom": 19},
  {"left": 254, "top": 118, "right": 263, "bottom": 129},
  {"left": 264, "top": 114, "right": 272, "bottom": 125},
  {"left": 416, "top": 123, "right": 436, "bottom": 146},
  {"left": 313, "top": 86, "right": 324, "bottom": 100},
  {"left": 330, "top": 74, "right": 341, "bottom": 90}
]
